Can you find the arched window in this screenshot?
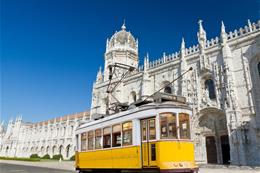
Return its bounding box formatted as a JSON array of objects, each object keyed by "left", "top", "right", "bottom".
[
  {"left": 257, "top": 62, "right": 260, "bottom": 77},
  {"left": 164, "top": 86, "right": 172, "bottom": 94},
  {"left": 162, "top": 81, "right": 172, "bottom": 94},
  {"left": 59, "top": 145, "right": 63, "bottom": 155},
  {"left": 132, "top": 93, "right": 137, "bottom": 102},
  {"left": 205, "top": 79, "right": 216, "bottom": 99},
  {"left": 46, "top": 146, "right": 50, "bottom": 154},
  {"left": 52, "top": 146, "right": 57, "bottom": 155},
  {"left": 66, "top": 145, "right": 70, "bottom": 158},
  {"left": 70, "top": 126, "right": 74, "bottom": 135},
  {"left": 63, "top": 127, "right": 66, "bottom": 136},
  {"left": 129, "top": 91, "right": 137, "bottom": 103}
]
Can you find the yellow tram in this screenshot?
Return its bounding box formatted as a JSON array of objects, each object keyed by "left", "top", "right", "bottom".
[{"left": 75, "top": 93, "right": 198, "bottom": 173}]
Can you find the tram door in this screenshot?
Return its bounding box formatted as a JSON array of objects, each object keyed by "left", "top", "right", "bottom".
[{"left": 141, "top": 118, "right": 157, "bottom": 167}]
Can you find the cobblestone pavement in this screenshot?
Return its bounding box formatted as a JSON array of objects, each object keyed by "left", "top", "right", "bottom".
[
  {"left": 0, "top": 159, "right": 74, "bottom": 171},
  {"left": 0, "top": 163, "right": 74, "bottom": 173}
]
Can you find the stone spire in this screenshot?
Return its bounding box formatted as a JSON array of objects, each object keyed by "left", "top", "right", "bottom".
[
  {"left": 247, "top": 19, "right": 252, "bottom": 32},
  {"left": 106, "top": 38, "right": 109, "bottom": 49},
  {"left": 220, "top": 21, "right": 236, "bottom": 109},
  {"left": 220, "top": 21, "right": 232, "bottom": 57},
  {"left": 144, "top": 53, "right": 149, "bottom": 71},
  {"left": 179, "top": 37, "right": 188, "bottom": 97},
  {"left": 142, "top": 53, "right": 151, "bottom": 98},
  {"left": 96, "top": 66, "right": 103, "bottom": 83},
  {"left": 180, "top": 37, "right": 187, "bottom": 71},
  {"left": 221, "top": 21, "right": 226, "bottom": 33},
  {"left": 121, "top": 19, "right": 126, "bottom": 30},
  {"left": 221, "top": 21, "right": 228, "bottom": 45},
  {"left": 197, "top": 20, "right": 207, "bottom": 60},
  {"left": 197, "top": 20, "right": 209, "bottom": 71},
  {"left": 197, "top": 20, "right": 207, "bottom": 49},
  {"left": 181, "top": 37, "right": 186, "bottom": 57}
]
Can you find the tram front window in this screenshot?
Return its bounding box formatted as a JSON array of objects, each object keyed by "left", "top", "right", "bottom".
[
  {"left": 103, "top": 127, "right": 111, "bottom": 148},
  {"left": 87, "top": 131, "right": 94, "bottom": 150},
  {"left": 112, "top": 124, "right": 121, "bottom": 147},
  {"left": 122, "top": 122, "right": 132, "bottom": 146},
  {"left": 81, "top": 132, "right": 87, "bottom": 151},
  {"left": 179, "top": 113, "right": 190, "bottom": 139},
  {"left": 160, "top": 113, "right": 177, "bottom": 139},
  {"left": 95, "top": 129, "right": 102, "bottom": 149}
]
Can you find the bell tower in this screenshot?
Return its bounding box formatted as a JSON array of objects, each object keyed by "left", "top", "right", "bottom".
[{"left": 103, "top": 22, "right": 139, "bottom": 81}]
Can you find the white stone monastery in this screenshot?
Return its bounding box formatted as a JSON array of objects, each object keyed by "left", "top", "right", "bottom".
[
  {"left": 0, "top": 112, "right": 89, "bottom": 160},
  {"left": 1, "top": 19, "right": 260, "bottom": 166}
]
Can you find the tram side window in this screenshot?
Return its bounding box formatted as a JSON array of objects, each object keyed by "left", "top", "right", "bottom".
[
  {"left": 103, "top": 127, "right": 111, "bottom": 148},
  {"left": 160, "top": 113, "right": 177, "bottom": 139},
  {"left": 179, "top": 113, "right": 190, "bottom": 139},
  {"left": 87, "top": 131, "right": 94, "bottom": 150},
  {"left": 122, "top": 122, "right": 132, "bottom": 146},
  {"left": 149, "top": 119, "right": 156, "bottom": 140},
  {"left": 95, "top": 129, "right": 102, "bottom": 149},
  {"left": 81, "top": 132, "right": 87, "bottom": 151},
  {"left": 112, "top": 124, "right": 121, "bottom": 147},
  {"left": 141, "top": 121, "right": 147, "bottom": 141}
]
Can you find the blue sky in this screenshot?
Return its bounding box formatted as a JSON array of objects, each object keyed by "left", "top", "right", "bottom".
[{"left": 1, "top": 0, "right": 259, "bottom": 123}]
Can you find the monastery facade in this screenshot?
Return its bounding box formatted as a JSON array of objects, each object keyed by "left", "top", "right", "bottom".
[{"left": 90, "top": 19, "right": 260, "bottom": 166}]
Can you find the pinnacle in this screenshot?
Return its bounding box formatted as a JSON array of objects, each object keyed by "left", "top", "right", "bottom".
[{"left": 121, "top": 19, "right": 126, "bottom": 30}]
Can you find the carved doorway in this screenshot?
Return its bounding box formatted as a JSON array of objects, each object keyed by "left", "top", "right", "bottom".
[
  {"left": 206, "top": 136, "right": 217, "bottom": 163},
  {"left": 221, "top": 135, "right": 230, "bottom": 164},
  {"left": 198, "top": 108, "right": 229, "bottom": 164}
]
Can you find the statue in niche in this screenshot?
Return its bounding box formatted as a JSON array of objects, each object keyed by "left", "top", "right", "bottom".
[
  {"left": 201, "top": 87, "right": 212, "bottom": 107},
  {"left": 201, "top": 90, "right": 207, "bottom": 106},
  {"left": 194, "top": 132, "right": 201, "bottom": 146},
  {"left": 205, "top": 88, "right": 209, "bottom": 100},
  {"left": 187, "top": 79, "right": 192, "bottom": 91}
]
